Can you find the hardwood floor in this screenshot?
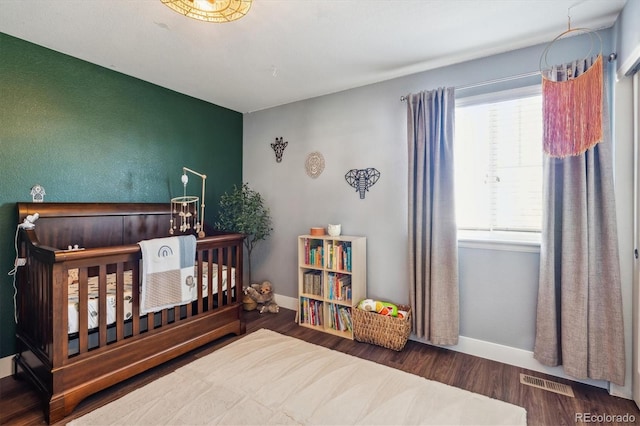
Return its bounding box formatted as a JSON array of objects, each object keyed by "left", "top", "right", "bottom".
[{"left": 2, "top": 308, "right": 638, "bottom": 425}]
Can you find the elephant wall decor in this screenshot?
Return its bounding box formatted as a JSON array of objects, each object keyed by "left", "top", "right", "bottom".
[{"left": 345, "top": 168, "right": 380, "bottom": 199}]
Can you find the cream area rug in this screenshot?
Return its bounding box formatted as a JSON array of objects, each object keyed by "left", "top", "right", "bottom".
[{"left": 68, "top": 329, "right": 527, "bottom": 425}]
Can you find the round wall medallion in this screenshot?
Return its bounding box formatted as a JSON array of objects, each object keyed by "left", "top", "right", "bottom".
[{"left": 305, "top": 151, "right": 325, "bottom": 178}]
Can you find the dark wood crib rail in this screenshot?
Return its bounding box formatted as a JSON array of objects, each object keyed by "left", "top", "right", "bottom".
[{"left": 13, "top": 203, "right": 245, "bottom": 424}]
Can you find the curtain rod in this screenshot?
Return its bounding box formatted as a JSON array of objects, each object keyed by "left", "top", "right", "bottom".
[
  {"left": 400, "top": 52, "right": 617, "bottom": 102},
  {"left": 400, "top": 70, "right": 540, "bottom": 102}
]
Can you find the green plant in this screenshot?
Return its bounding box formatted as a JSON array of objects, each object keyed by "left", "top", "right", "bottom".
[{"left": 214, "top": 183, "right": 272, "bottom": 284}]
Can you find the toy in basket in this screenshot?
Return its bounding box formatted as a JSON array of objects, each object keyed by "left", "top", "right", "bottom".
[{"left": 353, "top": 299, "right": 412, "bottom": 351}]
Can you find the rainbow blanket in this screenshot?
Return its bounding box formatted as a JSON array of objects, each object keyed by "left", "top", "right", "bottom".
[{"left": 138, "top": 235, "right": 196, "bottom": 314}]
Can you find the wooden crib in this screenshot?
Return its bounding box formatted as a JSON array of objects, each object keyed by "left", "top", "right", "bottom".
[{"left": 13, "top": 202, "right": 245, "bottom": 424}]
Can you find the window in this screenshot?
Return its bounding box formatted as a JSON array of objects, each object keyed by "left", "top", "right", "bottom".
[{"left": 455, "top": 86, "right": 542, "bottom": 234}]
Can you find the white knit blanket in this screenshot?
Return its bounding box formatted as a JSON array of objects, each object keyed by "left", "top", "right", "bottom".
[{"left": 138, "top": 235, "right": 196, "bottom": 314}]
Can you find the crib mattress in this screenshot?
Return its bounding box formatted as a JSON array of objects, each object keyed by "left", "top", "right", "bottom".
[{"left": 67, "top": 265, "right": 235, "bottom": 334}]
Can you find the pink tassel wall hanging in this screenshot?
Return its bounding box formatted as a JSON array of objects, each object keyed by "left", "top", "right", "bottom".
[{"left": 542, "top": 54, "right": 603, "bottom": 158}]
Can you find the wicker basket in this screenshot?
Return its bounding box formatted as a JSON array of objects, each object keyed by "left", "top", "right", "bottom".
[{"left": 352, "top": 304, "right": 412, "bottom": 351}]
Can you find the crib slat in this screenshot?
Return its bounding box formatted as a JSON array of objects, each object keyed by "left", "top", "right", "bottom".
[
  {"left": 235, "top": 242, "right": 242, "bottom": 303},
  {"left": 161, "top": 308, "right": 168, "bottom": 326},
  {"left": 185, "top": 295, "right": 192, "bottom": 318},
  {"left": 195, "top": 255, "right": 203, "bottom": 314},
  {"left": 233, "top": 243, "right": 241, "bottom": 304},
  {"left": 39, "top": 262, "right": 49, "bottom": 353},
  {"left": 216, "top": 249, "right": 223, "bottom": 308},
  {"left": 116, "top": 263, "right": 124, "bottom": 341},
  {"left": 78, "top": 268, "right": 89, "bottom": 354},
  {"left": 98, "top": 265, "right": 107, "bottom": 348},
  {"left": 207, "top": 249, "right": 214, "bottom": 311},
  {"left": 60, "top": 265, "right": 69, "bottom": 362},
  {"left": 29, "top": 261, "right": 44, "bottom": 351},
  {"left": 225, "top": 246, "right": 233, "bottom": 305},
  {"left": 131, "top": 261, "right": 140, "bottom": 337},
  {"left": 35, "top": 263, "right": 43, "bottom": 350}
]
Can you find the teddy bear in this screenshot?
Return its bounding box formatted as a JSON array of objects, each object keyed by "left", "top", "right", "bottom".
[{"left": 244, "top": 280, "right": 279, "bottom": 314}]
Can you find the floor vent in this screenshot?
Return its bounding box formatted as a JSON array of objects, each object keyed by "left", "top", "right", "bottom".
[{"left": 519, "top": 373, "right": 574, "bottom": 397}]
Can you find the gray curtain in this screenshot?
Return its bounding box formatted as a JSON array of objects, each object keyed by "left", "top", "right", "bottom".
[
  {"left": 534, "top": 56, "right": 626, "bottom": 385},
  {"left": 406, "top": 87, "right": 459, "bottom": 345}
]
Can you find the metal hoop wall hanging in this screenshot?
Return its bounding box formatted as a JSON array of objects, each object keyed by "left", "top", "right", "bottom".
[{"left": 538, "top": 9, "right": 603, "bottom": 75}]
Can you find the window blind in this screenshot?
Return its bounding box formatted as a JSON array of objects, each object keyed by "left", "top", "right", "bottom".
[{"left": 455, "top": 88, "right": 542, "bottom": 232}]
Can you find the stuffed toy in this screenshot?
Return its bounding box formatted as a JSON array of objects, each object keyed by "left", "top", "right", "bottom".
[
  {"left": 358, "top": 298, "right": 398, "bottom": 317},
  {"left": 244, "top": 280, "right": 279, "bottom": 314},
  {"left": 242, "top": 293, "right": 258, "bottom": 311}
]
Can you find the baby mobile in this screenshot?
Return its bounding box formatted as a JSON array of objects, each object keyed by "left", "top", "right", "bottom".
[{"left": 169, "top": 167, "right": 207, "bottom": 238}]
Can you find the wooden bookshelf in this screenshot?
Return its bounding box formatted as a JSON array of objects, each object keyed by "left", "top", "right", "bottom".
[{"left": 297, "top": 234, "right": 366, "bottom": 339}]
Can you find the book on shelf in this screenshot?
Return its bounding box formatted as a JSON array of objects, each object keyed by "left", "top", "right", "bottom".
[
  {"left": 304, "top": 238, "right": 324, "bottom": 267},
  {"left": 312, "top": 300, "right": 323, "bottom": 326},
  {"left": 303, "top": 271, "right": 323, "bottom": 296},
  {"left": 327, "top": 273, "right": 351, "bottom": 301},
  {"left": 301, "top": 297, "right": 324, "bottom": 326},
  {"left": 300, "top": 298, "right": 307, "bottom": 324},
  {"left": 312, "top": 271, "right": 321, "bottom": 296},
  {"left": 328, "top": 304, "right": 352, "bottom": 332},
  {"left": 339, "top": 306, "right": 352, "bottom": 331},
  {"left": 327, "top": 241, "right": 352, "bottom": 272}
]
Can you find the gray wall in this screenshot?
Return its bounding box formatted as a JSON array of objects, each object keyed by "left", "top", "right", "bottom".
[
  {"left": 243, "top": 28, "right": 634, "bottom": 396},
  {"left": 614, "top": 0, "right": 640, "bottom": 76},
  {"left": 458, "top": 247, "right": 539, "bottom": 349}
]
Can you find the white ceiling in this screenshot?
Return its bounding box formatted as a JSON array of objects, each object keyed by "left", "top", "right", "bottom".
[{"left": 0, "top": 0, "right": 627, "bottom": 113}]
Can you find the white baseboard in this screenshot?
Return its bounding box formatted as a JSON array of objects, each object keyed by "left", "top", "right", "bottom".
[
  {"left": 275, "top": 294, "right": 298, "bottom": 311},
  {"left": 0, "top": 355, "right": 13, "bottom": 379},
  {"left": 413, "top": 334, "right": 622, "bottom": 394}
]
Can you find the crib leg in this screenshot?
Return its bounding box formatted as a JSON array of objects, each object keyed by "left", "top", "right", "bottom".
[
  {"left": 11, "top": 355, "right": 19, "bottom": 379},
  {"left": 238, "top": 304, "right": 247, "bottom": 335},
  {"left": 47, "top": 394, "right": 67, "bottom": 424}
]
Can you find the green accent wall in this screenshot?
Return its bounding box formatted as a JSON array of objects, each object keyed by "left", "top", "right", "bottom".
[{"left": 0, "top": 33, "right": 243, "bottom": 357}]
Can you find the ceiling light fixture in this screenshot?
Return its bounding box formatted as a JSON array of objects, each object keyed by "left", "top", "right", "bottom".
[{"left": 161, "top": 0, "right": 252, "bottom": 23}]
